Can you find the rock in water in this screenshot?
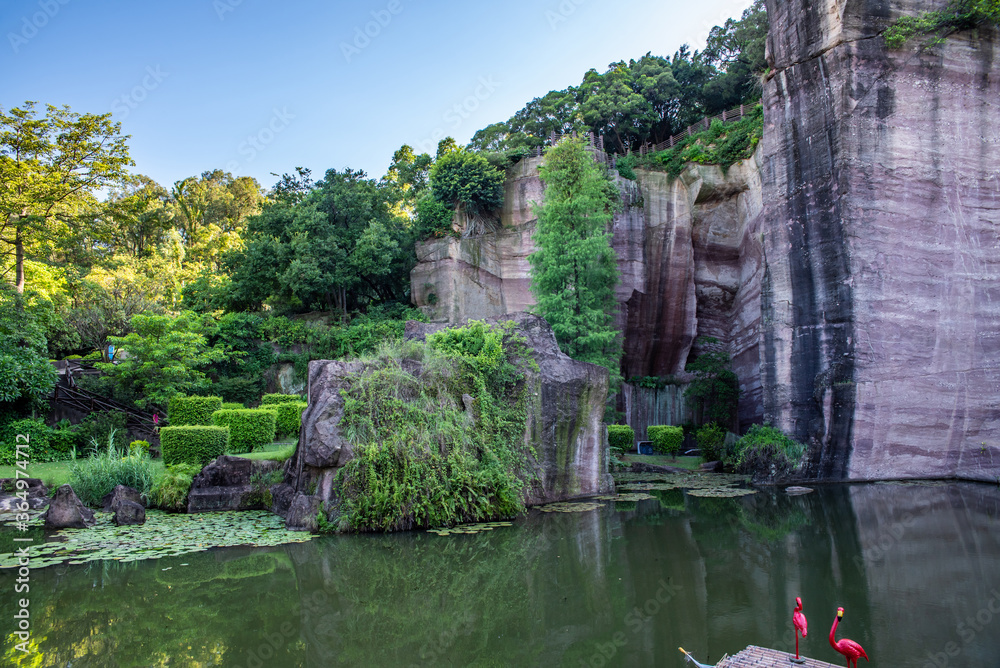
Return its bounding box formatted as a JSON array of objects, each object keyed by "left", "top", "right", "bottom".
[
  {"left": 101, "top": 484, "right": 145, "bottom": 512},
  {"left": 280, "top": 312, "right": 613, "bottom": 520},
  {"left": 43, "top": 484, "right": 95, "bottom": 529},
  {"left": 785, "top": 486, "right": 814, "bottom": 496},
  {"left": 113, "top": 499, "right": 146, "bottom": 525},
  {"left": 285, "top": 493, "right": 321, "bottom": 532},
  {"left": 187, "top": 455, "right": 283, "bottom": 513},
  {"left": 0, "top": 478, "right": 49, "bottom": 511}
]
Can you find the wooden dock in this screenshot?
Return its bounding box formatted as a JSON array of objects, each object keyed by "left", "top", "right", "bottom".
[{"left": 717, "top": 646, "right": 844, "bottom": 668}]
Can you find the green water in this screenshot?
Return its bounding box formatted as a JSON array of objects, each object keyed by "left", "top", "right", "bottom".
[{"left": 2, "top": 482, "right": 999, "bottom": 667}]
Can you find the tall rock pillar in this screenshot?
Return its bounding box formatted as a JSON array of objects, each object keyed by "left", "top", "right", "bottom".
[{"left": 760, "top": 0, "right": 1000, "bottom": 480}]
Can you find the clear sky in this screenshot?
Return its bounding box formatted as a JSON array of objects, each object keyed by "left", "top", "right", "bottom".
[{"left": 2, "top": 0, "right": 753, "bottom": 190}]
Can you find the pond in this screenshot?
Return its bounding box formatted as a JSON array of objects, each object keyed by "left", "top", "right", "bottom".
[{"left": 2, "top": 480, "right": 999, "bottom": 667}]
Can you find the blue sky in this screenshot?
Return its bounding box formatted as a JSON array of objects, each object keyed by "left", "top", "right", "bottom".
[{"left": 2, "top": 0, "right": 753, "bottom": 190}]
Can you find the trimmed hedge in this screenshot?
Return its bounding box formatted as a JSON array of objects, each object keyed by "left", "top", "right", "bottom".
[
  {"left": 261, "top": 393, "right": 303, "bottom": 406},
  {"left": 168, "top": 395, "right": 223, "bottom": 426},
  {"left": 160, "top": 426, "right": 229, "bottom": 467},
  {"left": 221, "top": 402, "right": 245, "bottom": 410},
  {"left": 648, "top": 425, "right": 684, "bottom": 456},
  {"left": 211, "top": 409, "right": 276, "bottom": 454},
  {"left": 696, "top": 423, "right": 726, "bottom": 462},
  {"left": 275, "top": 401, "right": 308, "bottom": 439},
  {"left": 607, "top": 425, "right": 635, "bottom": 454}
]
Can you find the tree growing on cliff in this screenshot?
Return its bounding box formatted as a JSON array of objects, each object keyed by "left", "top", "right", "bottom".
[{"left": 529, "top": 138, "right": 622, "bottom": 382}]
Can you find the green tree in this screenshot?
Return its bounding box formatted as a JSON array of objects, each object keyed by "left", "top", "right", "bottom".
[
  {"left": 701, "top": 0, "right": 769, "bottom": 110},
  {"left": 529, "top": 138, "right": 622, "bottom": 380},
  {"left": 0, "top": 289, "right": 57, "bottom": 411},
  {"left": 0, "top": 102, "right": 133, "bottom": 293},
  {"left": 684, "top": 337, "right": 740, "bottom": 426},
  {"left": 429, "top": 150, "right": 505, "bottom": 234},
  {"left": 96, "top": 312, "right": 227, "bottom": 410}
]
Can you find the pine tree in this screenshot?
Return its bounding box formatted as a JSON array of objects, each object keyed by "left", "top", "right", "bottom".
[{"left": 529, "top": 137, "right": 622, "bottom": 382}]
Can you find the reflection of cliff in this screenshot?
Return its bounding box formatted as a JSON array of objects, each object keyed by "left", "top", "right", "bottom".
[{"left": 410, "top": 1, "right": 1000, "bottom": 482}]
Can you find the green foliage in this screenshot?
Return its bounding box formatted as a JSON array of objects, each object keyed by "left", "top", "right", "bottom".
[
  {"left": 211, "top": 409, "right": 276, "bottom": 454},
  {"left": 97, "top": 312, "right": 227, "bottom": 410},
  {"left": 261, "top": 393, "right": 303, "bottom": 406},
  {"left": 884, "top": 0, "right": 1000, "bottom": 48},
  {"left": 615, "top": 157, "right": 637, "bottom": 181},
  {"left": 696, "top": 422, "right": 727, "bottom": 462},
  {"left": 275, "top": 401, "right": 308, "bottom": 439},
  {"left": 639, "top": 104, "right": 764, "bottom": 179},
  {"left": 647, "top": 425, "right": 684, "bottom": 457},
  {"left": 129, "top": 440, "right": 151, "bottom": 456},
  {"left": 732, "top": 424, "right": 806, "bottom": 482},
  {"left": 529, "top": 138, "right": 622, "bottom": 383},
  {"left": 0, "top": 290, "right": 58, "bottom": 410},
  {"left": 607, "top": 425, "right": 635, "bottom": 455},
  {"left": 77, "top": 410, "right": 128, "bottom": 453},
  {"left": 628, "top": 375, "right": 681, "bottom": 389},
  {"left": 160, "top": 426, "right": 229, "bottom": 467},
  {"left": 150, "top": 463, "right": 201, "bottom": 511},
  {"left": 0, "top": 418, "right": 72, "bottom": 465},
  {"left": 70, "top": 436, "right": 157, "bottom": 507},
  {"left": 220, "top": 402, "right": 244, "bottom": 410},
  {"left": 429, "top": 150, "right": 505, "bottom": 219},
  {"left": 333, "top": 321, "right": 534, "bottom": 532},
  {"left": 168, "top": 395, "right": 223, "bottom": 426},
  {"left": 684, "top": 337, "right": 741, "bottom": 426}
]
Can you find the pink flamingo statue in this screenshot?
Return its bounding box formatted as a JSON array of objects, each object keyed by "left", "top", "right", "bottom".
[
  {"left": 829, "top": 607, "right": 869, "bottom": 668},
  {"left": 791, "top": 596, "right": 808, "bottom": 663}
]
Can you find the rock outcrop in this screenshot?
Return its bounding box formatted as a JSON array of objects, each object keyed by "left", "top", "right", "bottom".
[
  {"left": 187, "top": 456, "right": 283, "bottom": 513},
  {"left": 283, "top": 312, "right": 612, "bottom": 519},
  {"left": 43, "top": 484, "right": 95, "bottom": 529},
  {"left": 0, "top": 478, "right": 48, "bottom": 511},
  {"left": 408, "top": 2, "right": 1000, "bottom": 482},
  {"left": 758, "top": 0, "right": 1000, "bottom": 481},
  {"left": 101, "top": 485, "right": 145, "bottom": 512}
]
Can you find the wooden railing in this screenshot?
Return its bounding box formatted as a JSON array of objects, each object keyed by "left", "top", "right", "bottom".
[
  {"left": 521, "top": 103, "right": 754, "bottom": 160},
  {"left": 51, "top": 384, "right": 161, "bottom": 440}
]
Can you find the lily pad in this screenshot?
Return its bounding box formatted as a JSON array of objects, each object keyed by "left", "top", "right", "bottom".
[{"left": 535, "top": 502, "right": 604, "bottom": 513}]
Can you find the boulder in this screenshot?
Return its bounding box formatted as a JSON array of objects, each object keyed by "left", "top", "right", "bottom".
[
  {"left": 285, "top": 493, "right": 322, "bottom": 532},
  {"left": 281, "top": 312, "right": 613, "bottom": 518},
  {"left": 0, "top": 478, "right": 49, "bottom": 511},
  {"left": 113, "top": 499, "right": 146, "bottom": 525},
  {"left": 43, "top": 484, "right": 95, "bottom": 529},
  {"left": 101, "top": 485, "right": 145, "bottom": 512},
  {"left": 187, "top": 455, "right": 283, "bottom": 513}
]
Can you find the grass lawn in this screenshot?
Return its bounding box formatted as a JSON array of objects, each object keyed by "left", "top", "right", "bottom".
[
  {"left": 622, "top": 454, "right": 702, "bottom": 471},
  {"left": 0, "top": 440, "right": 296, "bottom": 488}
]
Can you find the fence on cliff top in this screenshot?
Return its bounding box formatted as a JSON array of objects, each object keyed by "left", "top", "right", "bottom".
[{"left": 522, "top": 103, "right": 756, "bottom": 162}]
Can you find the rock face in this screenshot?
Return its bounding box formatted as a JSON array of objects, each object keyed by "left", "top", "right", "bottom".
[
  {"left": 187, "top": 456, "right": 283, "bottom": 513},
  {"left": 101, "top": 485, "right": 145, "bottom": 512},
  {"left": 284, "top": 312, "right": 612, "bottom": 516},
  {"left": 758, "top": 0, "right": 1000, "bottom": 480},
  {"left": 408, "top": 3, "right": 1000, "bottom": 482},
  {"left": 43, "top": 484, "right": 95, "bottom": 529}
]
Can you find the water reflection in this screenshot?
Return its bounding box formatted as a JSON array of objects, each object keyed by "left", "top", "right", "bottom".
[{"left": 2, "top": 482, "right": 998, "bottom": 667}]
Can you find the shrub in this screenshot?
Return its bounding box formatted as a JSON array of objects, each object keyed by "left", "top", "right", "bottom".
[
  {"left": 607, "top": 425, "right": 634, "bottom": 455},
  {"left": 275, "top": 401, "right": 308, "bottom": 439},
  {"left": 696, "top": 423, "right": 727, "bottom": 462},
  {"left": 211, "top": 409, "right": 276, "bottom": 454},
  {"left": 168, "top": 395, "right": 223, "bottom": 426},
  {"left": 260, "top": 393, "right": 303, "bottom": 406},
  {"left": 70, "top": 435, "right": 157, "bottom": 507},
  {"left": 129, "top": 440, "right": 151, "bottom": 456},
  {"left": 150, "top": 463, "right": 201, "bottom": 511},
  {"left": 733, "top": 424, "right": 806, "bottom": 482},
  {"left": 160, "top": 426, "right": 229, "bottom": 467},
  {"left": 0, "top": 418, "right": 77, "bottom": 464},
  {"left": 78, "top": 410, "right": 128, "bottom": 453},
  {"left": 648, "top": 425, "right": 684, "bottom": 457},
  {"left": 221, "top": 402, "right": 245, "bottom": 410}
]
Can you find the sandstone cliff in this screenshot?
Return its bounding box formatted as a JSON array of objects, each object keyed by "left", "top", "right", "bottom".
[{"left": 409, "top": 1, "right": 1000, "bottom": 482}]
